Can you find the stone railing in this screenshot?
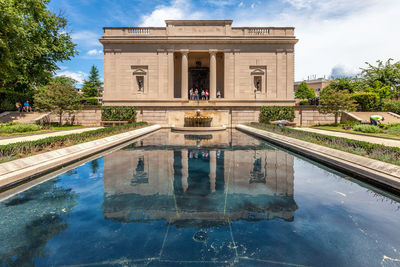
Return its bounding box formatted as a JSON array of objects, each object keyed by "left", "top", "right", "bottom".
[
  {"left": 247, "top": 28, "right": 270, "bottom": 35},
  {"left": 127, "top": 28, "right": 151, "bottom": 35}
]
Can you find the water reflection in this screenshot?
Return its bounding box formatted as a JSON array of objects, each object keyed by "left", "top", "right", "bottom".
[{"left": 102, "top": 130, "right": 297, "bottom": 226}]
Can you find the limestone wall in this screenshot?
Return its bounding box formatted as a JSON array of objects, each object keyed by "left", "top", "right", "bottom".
[
  {"left": 43, "top": 107, "right": 101, "bottom": 126},
  {"left": 294, "top": 106, "right": 336, "bottom": 126}
]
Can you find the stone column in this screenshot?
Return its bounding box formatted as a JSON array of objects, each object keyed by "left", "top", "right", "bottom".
[
  {"left": 209, "top": 50, "right": 217, "bottom": 99},
  {"left": 167, "top": 49, "right": 174, "bottom": 99},
  {"left": 181, "top": 50, "right": 189, "bottom": 100}
]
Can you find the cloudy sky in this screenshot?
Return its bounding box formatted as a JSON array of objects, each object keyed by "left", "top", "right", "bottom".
[{"left": 49, "top": 0, "right": 400, "bottom": 85}]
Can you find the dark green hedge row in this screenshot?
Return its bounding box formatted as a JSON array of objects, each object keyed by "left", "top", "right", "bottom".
[
  {"left": 259, "top": 106, "right": 295, "bottom": 123},
  {"left": 101, "top": 106, "right": 136, "bottom": 121},
  {"left": 0, "top": 122, "right": 147, "bottom": 162},
  {"left": 250, "top": 122, "right": 400, "bottom": 166}
]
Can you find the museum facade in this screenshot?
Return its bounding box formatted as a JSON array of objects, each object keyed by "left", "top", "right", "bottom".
[{"left": 100, "top": 20, "right": 298, "bottom": 126}]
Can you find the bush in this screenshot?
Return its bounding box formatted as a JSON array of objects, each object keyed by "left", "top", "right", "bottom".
[
  {"left": 0, "top": 122, "right": 147, "bottom": 162},
  {"left": 383, "top": 100, "right": 400, "bottom": 115},
  {"left": 259, "top": 106, "right": 295, "bottom": 123},
  {"left": 387, "top": 126, "right": 400, "bottom": 136},
  {"left": 84, "top": 97, "right": 99, "bottom": 105},
  {"left": 0, "top": 123, "right": 41, "bottom": 133},
  {"left": 341, "top": 120, "right": 361, "bottom": 127},
  {"left": 384, "top": 123, "right": 400, "bottom": 129},
  {"left": 250, "top": 122, "right": 400, "bottom": 166},
  {"left": 352, "top": 124, "right": 383, "bottom": 133},
  {"left": 299, "top": 100, "right": 309, "bottom": 105},
  {"left": 351, "top": 92, "right": 380, "bottom": 111},
  {"left": 101, "top": 106, "right": 136, "bottom": 122}
]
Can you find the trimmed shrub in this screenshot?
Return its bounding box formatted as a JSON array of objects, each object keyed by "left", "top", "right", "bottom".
[
  {"left": 383, "top": 100, "right": 400, "bottom": 115},
  {"left": 351, "top": 92, "right": 380, "bottom": 111},
  {"left": 0, "top": 122, "right": 147, "bottom": 162},
  {"left": 259, "top": 106, "right": 295, "bottom": 123},
  {"left": 102, "top": 106, "right": 136, "bottom": 122},
  {"left": 299, "top": 100, "right": 309, "bottom": 105},
  {"left": 0, "top": 123, "right": 41, "bottom": 133},
  {"left": 387, "top": 126, "right": 400, "bottom": 136},
  {"left": 351, "top": 124, "right": 383, "bottom": 133},
  {"left": 250, "top": 122, "right": 400, "bottom": 166},
  {"left": 84, "top": 97, "right": 99, "bottom": 105}
]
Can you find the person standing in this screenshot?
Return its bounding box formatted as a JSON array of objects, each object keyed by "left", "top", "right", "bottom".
[
  {"left": 195, "top": 88, "right": 199, "bottom": 100},
  {"left": 205, "top": 90, "right": 209, "bottom": 100},
  {"left": 217, "top": 90, "right": 221, "bottom": 98},
  {"left": 201, "top": 89, "right": 205, "bottom": 100},
  {"left": 189, "top": 88, "right": 193, "bottom": 100}
]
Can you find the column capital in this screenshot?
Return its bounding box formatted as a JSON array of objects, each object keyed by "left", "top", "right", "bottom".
[
  {"left": 209, "top": 49, "right": 218, "bottom": 55},
  {"left": 180, "top": 49, "right": 189, "bottom": 55}
]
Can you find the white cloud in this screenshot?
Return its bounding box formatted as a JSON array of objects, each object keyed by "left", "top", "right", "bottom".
[
  {"left": 87, "top": 49, "right": 103, "bottom": 56},
  {"left": 56, "top": 70, "right": 88, "bottom": 85},
  {"left": 330, "top": 65, "right": 359, "bottom": 79},
  {"left": 71, "top": 30, "right": 101, "bottom": 48},
  {"left": 238, "top": 2, "right": 244, "bottom": 7},
  {"left": 139, "top": 0, "right": 204, "bottom": 27}
]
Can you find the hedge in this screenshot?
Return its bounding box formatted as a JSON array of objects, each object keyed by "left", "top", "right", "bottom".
[
  {"left": 259, "top": 106, "right": 295, "bottom": 123},
  {"left": 383, "top": 100, "right": 400, "bottom": 115},
  {"left": 0, "top": 122, "right": 147, "bottom": 163},
  {"left": 351, "top": 92, "right": 380, "bottom": 111},
  {"left": 101, "top": 106, "right": 136, "bottom": 121},
  {"left": 84, "top": 97, "right": 99, "bottom": 106},
  {"left": 250, "top": 122, "right": 400, "bottom": 166}
]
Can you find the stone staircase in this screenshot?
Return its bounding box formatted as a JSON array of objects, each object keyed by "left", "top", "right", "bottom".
[
  {"left": 0, "top": 111, "right": 48, "bottom": 124},
  {"left": 345, "top": 112, "right": 400, "bottom": 124}
]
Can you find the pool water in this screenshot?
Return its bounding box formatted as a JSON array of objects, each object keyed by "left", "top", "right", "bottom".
[{"left": 1, "top": 129, "right": 400, "bottom": 266}]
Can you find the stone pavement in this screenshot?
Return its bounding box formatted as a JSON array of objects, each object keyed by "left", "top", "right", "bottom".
[
  {"left": 297, "top": 127, "right": 400, "bottom": 148},
  {"left": 0, "top": 127, "right": 102, "bottom": 145}
]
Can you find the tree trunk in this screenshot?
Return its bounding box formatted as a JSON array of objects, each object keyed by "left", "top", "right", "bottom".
[
  {"left": 59, "top": 112, "right": 63, "bottom": 126},
  {"left": 334, "top": 113, "right": 338, "bottom": 126}
]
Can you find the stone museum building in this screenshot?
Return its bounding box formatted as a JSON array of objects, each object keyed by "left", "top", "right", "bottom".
[{"left": 100, "top": 20, "right": 298, "bottom": 126}]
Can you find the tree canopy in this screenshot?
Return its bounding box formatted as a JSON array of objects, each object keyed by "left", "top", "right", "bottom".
[
  {"left": 81, "top": 65, "right": 103, "bottom": 97},
  {"left": 319, "top": 90, "right": 357, "bottom": 125},
  {"left": 295, "top": 81, "right": 316, "bottom": 99},
  {"left": 360, "top": 59, "right": 400, "bottom": 93},
  {"left": 34, "top": 77, "right": 82, "bottom": 125},
  {"left": 0, "top": 0, "right": 77, "bottom": 90}
]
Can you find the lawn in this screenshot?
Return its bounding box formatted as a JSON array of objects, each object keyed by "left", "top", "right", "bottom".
[
  {"left": 314, "top": 124, "right": 400, "bottom": 140},
  {"left": 0, "top": 123, "right": 84, "bottom": 137}
]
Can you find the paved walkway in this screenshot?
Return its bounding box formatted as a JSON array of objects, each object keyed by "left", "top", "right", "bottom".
[
  {"left": 298, "top": 127, "right": 400, "bottom": 148},
  {"left": 0, "top": 127, "right": 102, "bottom": 145}
]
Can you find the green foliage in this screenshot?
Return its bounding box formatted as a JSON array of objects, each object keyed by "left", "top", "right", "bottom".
[
  {"left": 383, "top": 100, "right": 400, "bottom": 115},
  {"left": 351, "top": 92, "right": 381, "bottom": 111},
  {"left": 84, "top": 97, "right": 99, "bottom": 106},
  {"left": 360, "top": 59, "right": 400, "bottom": 93},
  {"left": 318, "top": 90, "right": 357, "bottom": 125},
  {"left": 101, "top": 106, "right": 137, "bottom": 122},
  {"left": 0, "top": 0, "right": 77, "bottom": 91},
  {"left": 299, "top": 100, "right": 309, "bottom": 105},
  {"left": 0, "top": 123, "right": 41, "bottom": 133},
  {"left": 352, "top": 124, "right": 383, "bottom": 133},
  {"left": 81, "top": 65, "right": 103, "bottom": 97},
  {"left": 323, "top": 77, "right": 359, "bottom": 94},
  {"left": 52, "top": 76, "right": 78, "bottom": 87},
  {"left": 0, "top": 122, "right": 147, "bottom": 162},
  {"left": 385, "top": 123, "right": 400, "bottom": 129},
  {"left": 295, "top": 82, "right": 316, "bottom": 99},
  {"left": 387, "top": 126, "right": 400, "bottom": 136},
  {"left": 364, "top": 80, "right": 395, "bottom": 99},
  {"left": 251, "top": 122, "right": 400, "bottom": 166},
  {"left": 259, "top": 106, "right": 295, "bottom": 123},
  {"left": 34, "top": 79, "right": 82, "bottom": 125}
]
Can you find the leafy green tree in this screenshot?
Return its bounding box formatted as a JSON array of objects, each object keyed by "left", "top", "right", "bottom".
[
  {"left": 319, "top": 90, "right": 357, "bottom": 125},
  {"left": 34, "top": 78, "right": 82, "bottom": 125},
  {"left": 0, "top": 0, "right": 77, "bottom": 91},
  {"left": 360, "top": 59, "right": 400, "bottom": 93},
  {"left": 351, "top": 92, "right": 380, "bottom": 111},
  {"left": 81, "top": 65, "right": 103, "bottom": 97},
  {"left": 323, "top": 77, "right": 359, "bottom": 94},
  {"left": 364, "top": 80, "right": 395, "bottom": 100},
  {"left": 295, "top": 82, "right": 316, "bottom": 99}
]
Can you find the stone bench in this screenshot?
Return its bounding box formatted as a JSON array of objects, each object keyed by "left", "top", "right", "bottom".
[
  {"left": 269, "top": 121, "right": 296, "bottom": 127},
  {"left": 101, "top": 121, "right": 129, "bottom": 127}
]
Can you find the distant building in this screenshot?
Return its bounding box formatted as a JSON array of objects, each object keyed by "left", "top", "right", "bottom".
[{"left": 294, "top": 78, "right": 330, "bottom": 97}]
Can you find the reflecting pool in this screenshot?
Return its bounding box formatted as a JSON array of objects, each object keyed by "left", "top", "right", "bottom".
[{"left": 1, "top": 129, "right": 400, "bottom": 266}]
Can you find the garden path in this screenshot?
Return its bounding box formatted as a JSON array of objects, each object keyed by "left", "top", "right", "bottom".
[
  {"left": 298, "top": 127, "right": 400, "bottom": 148},
  {"left": 0, "top": 127, "right": 102, "bottom": 145}
]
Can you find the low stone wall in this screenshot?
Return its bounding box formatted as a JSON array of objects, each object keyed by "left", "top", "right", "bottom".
[
  {"left": 43, "top": 107, "right": 101, "bottom": 126},
  {"left": 294, "top": 106, "right": 336, "bottom": 127}
]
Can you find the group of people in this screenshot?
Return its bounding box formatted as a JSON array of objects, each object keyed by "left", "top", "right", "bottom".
[
  {"left": 16, "top": 101, "right": 32, "bottom": 112},
  {"left": 188, "top": 88, "right": 222, "bottom": 100}
]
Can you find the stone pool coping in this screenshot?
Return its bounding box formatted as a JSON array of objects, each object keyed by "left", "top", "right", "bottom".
[
  {"left": 0, "top": 124, "right": 161, "bottom": 190},
  {"left": 237, "top": 124, "right": 400, "bottom": 193}
]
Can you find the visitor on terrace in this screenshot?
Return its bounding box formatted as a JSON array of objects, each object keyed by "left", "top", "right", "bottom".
[
  {"left": 23, "top": 101, "right": 32, "bottom": 112},
  {"left": 189, "top": 88, "right": 193, "bottom": 100},
  {"left": 370, "top": 115, "right": 384, "bottom": 126},
  {"left": 201, "top": 89, "right": 205, "bottom": 100},
  {"left": 195, "top": 88, "right": 199, "bottom": 100},
  {"left": 205, "top": 90, "right": 209, "bottom": 100}
]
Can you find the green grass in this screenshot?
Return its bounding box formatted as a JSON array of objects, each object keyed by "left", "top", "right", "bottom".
[
  {"left": 250, "top": 122, "right": 400, "bottom": 166},
  {"left": 0, "top": 123, "right": 84, "bottom": 137},
  {"left": 0, "top": 122, "right": 148, "bottom": 163},
  {"left": 313, "top": 125, "right": 400, "bottom": 140}
]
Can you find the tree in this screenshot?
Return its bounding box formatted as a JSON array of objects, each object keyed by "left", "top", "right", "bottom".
[
  {"left": 323, "top": 77, "right": 359, "bottom": 94},
  {"left": 34, "top": 77, "right": 82, "bottom": 125},
  {"left": 318, "top": 90, "right": 357, "bottom": 125},
  {"left": 360, "top": 59, "right": 400, "bottom": 93},
  {"left": 295, "top": 82, "right": 316, "bottom": 99},
  {"left": 81, "top": 65, "right": 103, "bottom": 97},
  {"left": 0, "top": 0, "right": 77, "bottom": 91}
]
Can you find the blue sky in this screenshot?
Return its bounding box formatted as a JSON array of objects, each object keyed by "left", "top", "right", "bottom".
[{"left": 49, "top": 0, "right": 400, "bottom": 85}]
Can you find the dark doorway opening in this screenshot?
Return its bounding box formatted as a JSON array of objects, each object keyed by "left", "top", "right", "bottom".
[{"left": 189, "top": 67, "right": 209, "bottom": 92}]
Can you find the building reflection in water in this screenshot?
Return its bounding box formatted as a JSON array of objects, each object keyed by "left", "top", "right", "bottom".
[{"left": 102, "top": 130, "right": 297, "bottom": 227}]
